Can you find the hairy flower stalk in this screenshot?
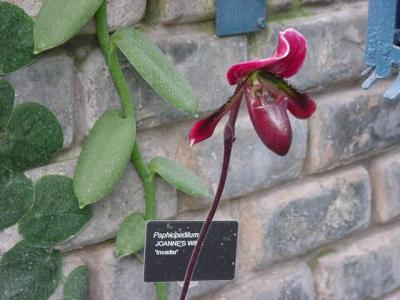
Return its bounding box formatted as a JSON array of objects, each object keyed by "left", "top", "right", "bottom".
[
  {"left": 181, "top": 28, "right": 316, "bottom": 299},
  {"left": 180, "top": 88, "right": 242, "bottom": 300}
]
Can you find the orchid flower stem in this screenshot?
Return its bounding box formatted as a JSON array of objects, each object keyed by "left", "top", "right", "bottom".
[
  {"left": 95, "top": 2, "right": 165, "bottom": 299},
  {"left": 180, "top": 92, "right": 242, "bottom": 300}
]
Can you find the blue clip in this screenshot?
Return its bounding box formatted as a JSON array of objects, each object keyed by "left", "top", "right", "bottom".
[{"left": 362, "top": 0, "right": 400, "bottom": 100}]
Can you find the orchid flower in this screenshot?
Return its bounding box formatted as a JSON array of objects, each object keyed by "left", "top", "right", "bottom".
[
  {"left": 189, "top": 28, "right": 316, "bottom": 156},
  {"left": 181, "top": 29, "right": 316, "bottom": 299}
]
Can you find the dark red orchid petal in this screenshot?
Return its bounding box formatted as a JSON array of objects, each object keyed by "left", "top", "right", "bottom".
[
  {"left": 188, "top": 100, "right": 235, "bottom": 146},
  {"left": 255, "top": 71, "right": 316, "bottom": 120},
  {"left": 245, "top": 87, "right": 292, "bottom": 156},
  {"left": 227, "top": 28, "right": 307, "bottom": 85},
  {"left": 287, "top": 94, "right": 316, "bottom": 119}
]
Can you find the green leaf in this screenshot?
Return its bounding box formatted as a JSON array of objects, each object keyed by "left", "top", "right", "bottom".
[
  {"left": 74, "top": 111, "right": 135, "bottom": 208},
  {"left": 0, "top": 80, "right": 14, "bottom": 129},
  {"left": 112, "top": 28, "right": 198, "bottom": 114},
  {"left": 0, "top": 240, "right": 62, "bottom": 300},
  {"left": 0, "top": 102, "right": 64, "bottom": 171},
  {"left": 0, "top": 166, "right": 34, "bottom": 231},
  {"left": 116, "top": 212, "right": 146, "bottom": 258},
  {"left": 150, "top": 157, "right": 210, "bottom": 197},
  {"left": 19, "top": 175, "right": 92, "bottom": 247},
  {"left": 63, "top": 265, "right": 89, "bottom": 300},
  {"left": 34, "top": 0, "right": 103, "bottom": 54},
  {"left": 0, "top": 2, "right": 35, "bottom": 75}
]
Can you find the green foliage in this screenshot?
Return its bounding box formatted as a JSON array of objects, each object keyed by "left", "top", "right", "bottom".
[
  {"left": 34, "top": 0, "right": 103, "bottom": 54},
  {"left": 308, "top": 248, "right": 335, "bottom": 271},
  {"left": 0, "top": 166, "right": 33, "bottom": 231},
  {"left": 0, "top": 102, "right": 64, "bottom": 171},
  {"left": 116, "top": 212, "right": 146, "bottom": 258},
  {"left": 112, "top": 28, "right": 198, "bottom": 114},
  {"left": 63, "top": 265, "right": 89, "bottom": 300},
  {"left": 268, "top": 0, "right": 311, "bottom": 23},
  {"left": 150, "top": 157, "right": 210, "bottom": 197},
  {"left": 0, "top": 80, "right": 14, "bottom": 129},
  {"left": 19, "top": 175, "right": 92, "bottom": 247},
  {"left": 0, "top": 2, "right": 35, "bottom": 75},
  {"left": 74, "top": 111, "right": 136, "bottom": 208},
  {"left": 0, "top": 241, "right": 62, "bottom": 300},
  {"left": 0, "top": 1, "right": 204, "bottom": 298},
  {"left": 155, "top": 282, "right": 168, "bottom": 300}
]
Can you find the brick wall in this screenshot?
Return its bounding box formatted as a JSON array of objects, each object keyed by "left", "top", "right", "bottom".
[{"left": 2, "top": 0, "right": 400, "bottom": 299}]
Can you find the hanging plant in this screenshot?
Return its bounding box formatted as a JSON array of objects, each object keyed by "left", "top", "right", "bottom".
[{"left": 0, "top": 1, "right": 209, "bottom": 299}]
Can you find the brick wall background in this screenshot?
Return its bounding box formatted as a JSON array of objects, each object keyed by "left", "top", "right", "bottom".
[{"left": 2, "top": 0, "right": 400, "bottom": 299}]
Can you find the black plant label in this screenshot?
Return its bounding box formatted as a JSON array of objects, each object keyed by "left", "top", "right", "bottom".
[{"left": 144, "top": 220, "right": 238, "bottom": 282}]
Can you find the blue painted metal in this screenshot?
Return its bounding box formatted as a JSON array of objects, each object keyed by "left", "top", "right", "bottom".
[
  {"left": 362, "top": 0, "right": 400, "bottom": 100},
  {"left": 216, "top": 0, "right": 266, "bottom": 37}
]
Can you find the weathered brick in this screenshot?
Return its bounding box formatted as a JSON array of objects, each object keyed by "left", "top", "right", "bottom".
[
  {"left": 168, "top": 281, "right": 230, "bottom": 300},
  {"left": 23, "top": 159, "right": 177, "bottom": 251},
  {"left": 5, "top": 53, "right": 75, "bottom": 149},
  {"left": 303, "top": 0, "right": 363, "bottom": 3},
  {"left": 370, "top": 151, "right": 400, "bottom": 224},
  {"left": 268, "top": 0, "right": 294, "bottom": 12},
  {"left": 148, "top": 0, "right": 293, "bottom": 24},
  {"left": 0, "top": 226, "right": 20, "bottom": 256},
  {"left": 381, "top": 290, "right": 400, "bottom": 300},
  {"left": 49, "top": 242, "right": 229, "bottom": 300},
  {"left": 249, "top": 2, "right": 367, "bottom": 93},
  {"left": 203, "top": 263, "right": 315, "bottom": 300},
  {"left": 302, "top": 0, "right": 334, "bottom": 3},
  {"left": 238, "top": 166, "right": 371, "bottom": 270},
  {"left": 7, "top": 0, "right": 146, "bottom": 33},
  {"left": 148, "top": 0, "right": 216, "bottom": 24},
  {"left": 313, "top": 225, "right": 400, "bottom": 300},
  {"left": 307, "top": 82, "right": 400, "bottom": 173},
  {"left": 76, "top": 25, "right": 247, "bottom": 136}
]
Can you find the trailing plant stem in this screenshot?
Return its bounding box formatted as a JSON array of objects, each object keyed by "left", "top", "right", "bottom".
[
  {"left": 95, "top": 1, "right": 133, "bottom": 118},
  {"left": 131, "top": 143, "right": 156, "bottom": 220},
  {"left": 96, "top": 0, "right": 157, "bottom": 222},
  {"left": 180, "top": 94, "right": 242, "bottom": 300},
  {"left": 96, "top": 2, "right": 164, "bottom": 299}
]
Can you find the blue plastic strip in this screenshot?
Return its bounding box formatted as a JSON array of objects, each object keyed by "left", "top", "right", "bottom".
[
  {"left": 375, "top": 0, "right": 396, "bottom": 77},
  {"left": 364, "top": 0, "right": 380, "bottom": 67},
  {"left": 216, "top": 0, "right": 266, "bottom": 37}
]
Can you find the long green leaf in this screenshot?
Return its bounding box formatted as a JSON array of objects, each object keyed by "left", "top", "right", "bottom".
[
  {"left": 0, "top": 2, "right": 35, "bottom": 74},
  {"left": 150, "top": 157, "right": 210, "bottom": 197},
  {"left": 19, "top": 175, "right": 92, "bottom": 247},
  {"left": 34, "top": 0, "right": 103, "bottom": 54},
  {"left": 116, "top": 212, "right": 146, "bottom": 258},
  {"left": 112, "top": 28, "right": 198, "bottom": 114},
  {"left": 74, "top": 111, "right": 135, "bottom": 208},
  {"left": 0, "top": 241, "right": 62, "bottom": 300},
  {"left": 0, "top": 166, "right": 34, "bottom": 231},
  {"left": 63, "top": 265, "right": 89, "bottom": 300}
]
